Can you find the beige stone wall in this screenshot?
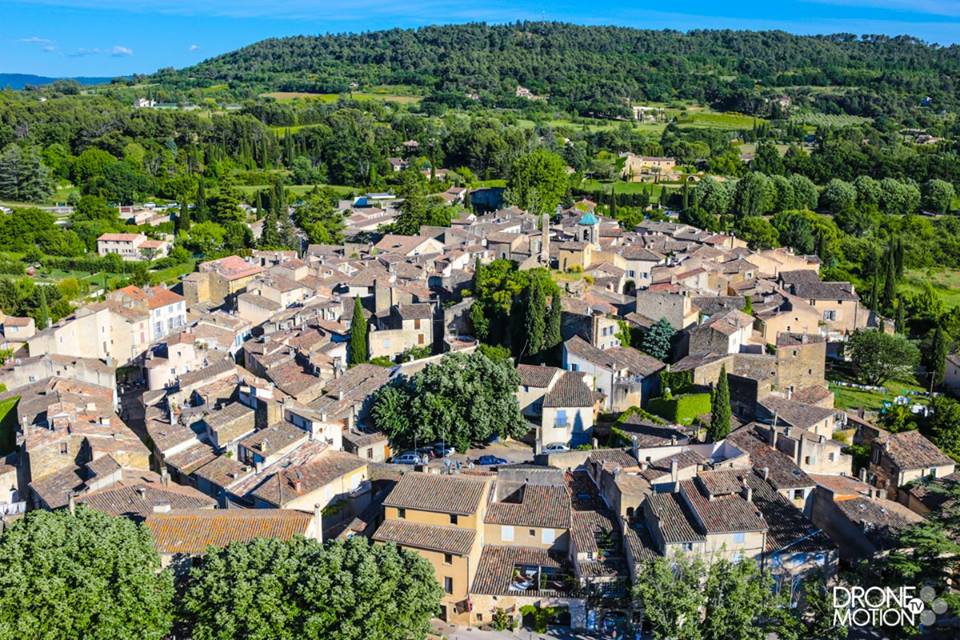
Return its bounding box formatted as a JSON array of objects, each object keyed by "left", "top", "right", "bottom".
[
  {"left": 482, "top": 522, "right": 569, "bottom": 552},
  {"left": 776, "top": 340, "right": 826, "bottom": 391},
  {"left": 759, "top": 308, "right": 821, "bottom": 343}
]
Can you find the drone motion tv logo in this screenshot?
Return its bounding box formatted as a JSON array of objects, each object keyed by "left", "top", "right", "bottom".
[{"left": 832, "top": 585, "right": 947, "bottom": 628}]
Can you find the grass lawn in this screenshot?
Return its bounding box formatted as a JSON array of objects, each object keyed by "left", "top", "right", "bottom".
[
  {"left": 151, "top": 260, "right": 196, "bottom": 285},
  {"left": 830, "top": 378, "right": 927, "bottom": 412},
  {"left": 675, "top": 111, "right": 764, "bottom": 130},
  {"left": 578, "top": 179, "right": 671, "bottom": 197},
  {"left": 900, "top": 268, "right": 960, "bottom": 309}
]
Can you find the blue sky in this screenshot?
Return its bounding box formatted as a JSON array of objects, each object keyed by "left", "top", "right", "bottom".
[{"left": 7, "top": 0, "right": 960, "bottom": 77}]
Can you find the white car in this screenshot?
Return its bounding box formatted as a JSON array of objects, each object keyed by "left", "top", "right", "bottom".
[
  {"left": 391, "top": 451, "right": 425, "bottom": 465},
  {"left": 544, "top": 442, "right": 570, "bottom": 453}
]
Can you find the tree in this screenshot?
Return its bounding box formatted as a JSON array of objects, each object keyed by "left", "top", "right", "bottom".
[
  {"left": 929, "top": 326, "right": 950, "bottom": 388},
  {"left": 633, "top": 555, "right": 705, "bottom": 640},
  {"left": 34, "top": 286, "right": 49, "bottom": 330},
  {"left": 0, "top": 144, "right": 54, "bottom": 202},
  {"left": 520, "top": 277, "right": 547, "bottom": 360},
  {"left": 820, "top": 178, "right": 857, "bottom": 213},
  {"left": 733, "top": 216, "right": 779, "bottom": 250},
  {"left": 349, "top": 297, "right": 368, "bottom": 365},
  {"left": 0, "top": 506, "right": 174, "bottom": 640},
  {"left": 544, "top": 294, "right": 563, "bottom": 353},
  {"left": 504, "top": 149, "right": 568, "bottom": 214},
  {"left": 695, "top": 176, "right": 734, "bottom": 216},
  {"left": 181, "top": 535, "right": 441, "bottom": 640},
  {"left": 642, "top": 318, "right": 675, "bottom": 361},
  {"left": 701, "top": 557, "right": 789, "bottom": 640},
  {"left": 734, "top": 172, "right": 775, "bottom": 216},
  {"left": 795, "top": 573, "right": 848, "bottom": 640},
  {"left": 752, "top": 141, "right": 784, "bottom": 176},
  {"left": 923, "top": 179, "right": 956, "bottom": 214},
  {"left": 845, "top": 329, "right": 920, "bottom": 386},
  {"left": 924, "top": 395, "right": 960, "bottom": 462},
  {"left": 708, "top": 365, "right": 732, "bottom": 441},
  {"left": 789, "top": 174, "right": 819, "bottom": 210},
  {"left": 371, "top": 351, "right": 526, "bottom": 452},
  {"left": 295, "top": 188, "right": 344, "bottom": 245}
]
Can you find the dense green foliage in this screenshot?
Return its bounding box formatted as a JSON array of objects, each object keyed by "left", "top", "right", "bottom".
[
  {"left": 845, "top": 329, "right": 921, "bottom": 385},
  {"left": 641, "top": 318, "right": 676, "bottom": 361},
  {"left": 181, "top": 535, "right": 441, "bottom": 640},
  {"left": 370, "top": 351, "right": 527, "bottom": 451},
  {"left": 648, "top": 392, "right": 712, "bottom": 426},
  {"left": 166, "top": 23, "right": 960, "bottom": 120},
  {"left": 0, "top": 507, "right": 174, "bottom": 640},
  {"left": 349, "top": 297, "right": 369, "bottom": 365}
]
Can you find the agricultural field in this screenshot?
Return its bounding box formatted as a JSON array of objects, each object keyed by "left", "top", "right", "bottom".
[
  {"left": 674, "top": 110, "right": 764, "bottom": 130},
  {"left": 789, "top": 113, "right": 872, "bottom": 128},
  {"left": 830, "top": 378, "right": 928, "bottom": 412},
  {"left": 900, "top": 268, "right": 960, "bottom": 309},
  {"left": 236, "top": 184, "right": 357, "bottom": 199},
  {"left": 262, "top": 90, "right": 421, "bottom": 105}
]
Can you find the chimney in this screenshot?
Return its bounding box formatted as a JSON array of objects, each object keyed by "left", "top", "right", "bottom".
[
  {"left": 631, "top": 435, "right": 639, "bottom": 461},
  {"left": 294, "top": 480, "right": 303, "bottom": 493},
  {"left": 313, "top": 503, "right": 324, "bottom": 542},
  {"left": 786, "top": 387, "right": 792, "bottom": 400},
  {"left": 160, "top": 468, "right": 170, "bottom": 487},
  {"left": 762, "top": 467, "right": 770, "bottom": 481},
  {"left": 670, "top": 458, "right": 679, "bottom": 485},
  {"left": 770, "top": 426, "right": 778, "bottom": 450},
  {"left": 741, "top": 484, "right": 753, "bottom": 502},
  {"left": 796, "top": 434, "right": 805, "bottom": 466},
  {"left": 592, "top": 437, "right": 598, "bottom": 450},
  {"left": 859, "top": 467, "right": 867, "bottom": 483},
  {"left": 152, "top": 503, "right": 171, "bottom": 514},
  {"left": 136, "top": 487, "right": 147, "bottom": 500},
  {"left": 68, "top": 493, "right": 76, "bottom": 515}
]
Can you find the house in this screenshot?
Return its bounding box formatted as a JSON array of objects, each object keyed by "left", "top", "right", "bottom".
[
  {"left": 516, "top": 364, "right": 564, "bottom": 419},
  {"left": 562, "top": 336, "right": 664, "bottom": 411},
  {"left": 0, "top": 315, "right": 35, "bottom": 350},
  {"left": 373, "top": 234, "right": 443, "bottom": 257},
  {"left": 368, "top": 303, "right": 434, "bottom": 361},
  {"left": 539, "top": 371, "right": 596, "bottom": 449},
  {"left": 617, "top": 246, "right": 665, "bottom": 290},
  {"left": 145, "top": 508, "right": 322, "bottom": 569},
  {"left": 944, "top": 353, "right": 960, "bottom": 394},
  {"left": 620, "top": 154, "right": 677, "bottom": 182},
  {"left": 78, "top": 471, "right": 216, "bottom": 521},
  {"left": 869, "top": 430, "right": 956, "bottom": 497},
  {"left": 245, "top": 449, "right": 368, "bottom": 516},
  {"left": 778, "top": 271, "right": 864, "bottom": 335},
  {"left": 634, "top": 290, "right": 699, "bottom": 331},
  {"left": 183, "top": 255, "right": 264, "bottom": 307},
  {"left": 688, "top": 309, "right": 754, "bottom": 355},
  {"left": 108, "top": 286, "right": 187, "bottom": 342},
  {"left": 97, "top": 233, "right": 170, "bottom": 261},
  {"left": 373, "top": 472, "right": 493, "bottom": 624}
]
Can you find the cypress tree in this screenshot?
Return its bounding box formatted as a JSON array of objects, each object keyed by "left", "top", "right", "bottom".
[
  {"left": 895, "top": 299, "right": 906, "bottom": 334},
  {"left": 931, "top": 326, "right": 949, "bottom": 388},
  {"left": 195, "top": 181, "right": 208, "bottom": 223},
  {"left": 708, "top": 365, "right": 732, "bottom": 442},
  {"left": 609, "top": 185, "right": 617, "bottom": 218},
  {"left": 177, "top": 198, "right": 191, "bottom": 233},
  {"left": 545, "top": 294, "right": 563, "bottom": 351},
  {"left": 882, "top": 246, "right": 897, "bottom": 311},
  {"left": 36, "top": 287, "right": 50, "bottom": 330},
  {"left": 894, "top": 236, "right": 904, "bottom": 279},
  {"left": 523, "top": 279, "right": 547, "bottom": 359},
  {"left": 349, "top": 297, "right": 368, "bottom": 365}
]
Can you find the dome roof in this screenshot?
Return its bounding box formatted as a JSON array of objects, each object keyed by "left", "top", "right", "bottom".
[{"left": 578, "top": 212, "right": 599, "bottom": 225}]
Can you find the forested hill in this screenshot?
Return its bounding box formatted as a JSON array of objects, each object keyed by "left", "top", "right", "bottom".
[{"left": 155, "top": 22, "right": 960, "bottom": 117}]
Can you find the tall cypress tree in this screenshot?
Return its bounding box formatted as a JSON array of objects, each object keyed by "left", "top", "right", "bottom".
[
  {"left": 177, "top": 198, "right": 191, "bottom": 233},
  {"left": 195, "top": 180, "right": 208, "bottom": 223},
  {"left": 523, "top": 279, "right": 547, "bottom": 359},
  {"left": 36, "top": 286, "right": 50, "bottom": 330},
  {"left": 931, "top": 326, "right": 949, "bottom": 389},
  {"left": 545, "top": 294, "right": 562, "bottom": 351},
  {"left": 708, "top": 365, "right": 732, "bottom": 442},
  {"left": 882, "top": 246, "right": 897, "bottom": 311},
  {"left": 609, "top": 185, "right": 617, "bottom": 218},
  {"left": 349, "top": 297, "right": 368, "bottom": 365}
]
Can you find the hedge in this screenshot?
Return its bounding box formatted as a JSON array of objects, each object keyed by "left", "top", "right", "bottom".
[{"left": 647, "top": 393, "right": 711, "bottom": 425}]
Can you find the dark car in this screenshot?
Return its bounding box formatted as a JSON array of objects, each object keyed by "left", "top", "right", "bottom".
[
  {"left": 431, "top": 442, "right": 455, "bottom": 457},
  {"left": 475, "top": 455, "right": 508, "bottom": 466}
]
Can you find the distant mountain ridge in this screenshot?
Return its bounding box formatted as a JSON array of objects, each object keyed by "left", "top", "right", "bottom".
[{"left": 0, "top": 73, "right": 115, "bottom": 90}]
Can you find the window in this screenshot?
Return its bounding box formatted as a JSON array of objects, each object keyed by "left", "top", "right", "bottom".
[
  {"left": 555, "top": 409, "right": 568, "bottom": 427},
  {"left": 418, "top": 334, "right": 425, "bottom": 345},
  {"left": 542, "top": 528, "right": 556, "bottom": 544},
  {"left": 443, "top": 553, "right": 453, "bottom": 565},
  {"left": 366, "top": 448, "right": 373, "bottom": 459},
  {"left": 529, "top": 529, "right": 535, "bottom": 537},
  {"left": 793, "top": 489, "right": 805, "bottom": 500},
  {"left": 450, "top": 514, "right": 459, "bottom": 525},
  {"left": 501, "top": 525, "right": 514, "bottom": 541},
  {"left": 444, "top": 577, "right": 453, "bottom": 594},
  {"left": 59, "top": 442, "right": 68, "bottom": 455},
  {"left": 476, "top": 614, "right": 483, "bottom": 622},
  {"left": 681, "top": 542, "right": 694, "bottom": 552},
  {"left": 397, "top": 508, "right": 406, "bottom": 519},
  {"left": 414, "top": 319, "right": 421, "bottom": 330},
  {"left": 733, "top": 532, "right": 745, "bottom": 544},
  {"left": 570, "top": 363, "right": 579, "bottom": 372},
  {"left": 823, "top": 310, "right": 836, "bottom": 321}
]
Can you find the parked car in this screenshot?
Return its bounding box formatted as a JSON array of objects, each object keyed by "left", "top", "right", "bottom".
[
  {"left": 431, "top": 442, "right": 455, "bottom": 457},
  {"left": 391, "top": 451, "right": 425, "bottom": 465},
  {"left": 475, "top": 455, "right": 508, "bottom": 466},
  {"left": 544, "top": 442, "right": 570, "bottom": 453}
]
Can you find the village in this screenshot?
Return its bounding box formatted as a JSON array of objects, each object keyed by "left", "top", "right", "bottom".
[{"left": 1, "top": 190, "right": 955, "bottom": 635}]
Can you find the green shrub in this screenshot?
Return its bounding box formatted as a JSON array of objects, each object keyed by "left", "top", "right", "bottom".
[{"left": 648, "top": 393, "right": 711, "bottom": 424}]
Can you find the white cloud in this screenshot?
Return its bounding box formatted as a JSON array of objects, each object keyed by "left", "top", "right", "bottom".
[
  {"left": 66, "top": 47, "right": 101, "bottom": 57},
  {"left": 111, "top": 45, "right": 134, "bottom": 56},
  {"left": 19, "top": 36, "right": 55, "bottom": 46},
  {"left": 189, "top": 43, "right": 200, "bottom": 51}
]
